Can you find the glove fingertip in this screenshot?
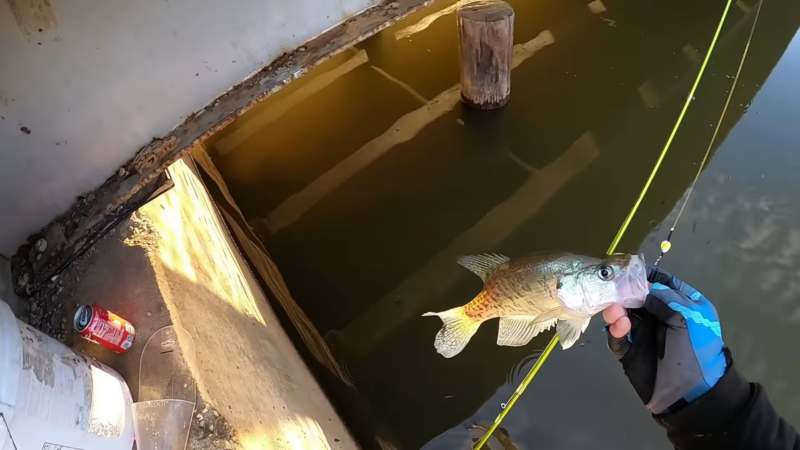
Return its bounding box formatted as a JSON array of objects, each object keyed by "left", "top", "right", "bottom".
[{"left": 606, "top": 333, "right": 630, "bottom": 361}]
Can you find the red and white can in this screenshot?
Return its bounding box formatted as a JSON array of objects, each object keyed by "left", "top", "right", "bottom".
[{"left": 74, "top": 305, "right": 136, "bottom": 353}]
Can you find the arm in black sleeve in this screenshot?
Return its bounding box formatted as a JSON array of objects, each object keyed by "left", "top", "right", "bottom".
[{"left": 655, "top": 355, "right": 800, "bottom": 450}]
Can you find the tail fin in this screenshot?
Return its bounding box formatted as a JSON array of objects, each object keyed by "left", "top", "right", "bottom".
[{"left": 422, "top": 307, "right": 482, "bottom": 358}]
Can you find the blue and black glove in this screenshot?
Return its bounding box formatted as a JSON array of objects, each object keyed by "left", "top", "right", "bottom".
[{"left": 607, "top": 266, "right": 727, "bottom": 414}]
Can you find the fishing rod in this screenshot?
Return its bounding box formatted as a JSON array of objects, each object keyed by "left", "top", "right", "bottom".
[{"left": 474, "top": 0, "right": 763, "bottom": 447}]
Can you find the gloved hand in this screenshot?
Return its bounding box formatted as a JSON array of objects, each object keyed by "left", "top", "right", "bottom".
[{"left": 603, "top": 266, "right": 727, "bottom": 414}]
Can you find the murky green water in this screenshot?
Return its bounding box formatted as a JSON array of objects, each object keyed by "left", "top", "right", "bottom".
[{"left": 206, "top": 0, "right": 800, "bottom": 447}]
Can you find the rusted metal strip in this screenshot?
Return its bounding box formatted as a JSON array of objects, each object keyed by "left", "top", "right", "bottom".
[{"left": 11, "top": 170, "right": 173, "bottom": 294}]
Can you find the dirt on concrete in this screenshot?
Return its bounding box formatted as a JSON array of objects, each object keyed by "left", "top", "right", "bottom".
[
  {"left": 190, "top": 398, "right": 240, "bottom": 450},
  {"left": 12, "top": 155, "right": 356, "bottom": 449},
  {"left": 12, "top": 213, "right": 242, "bottom": 450}
]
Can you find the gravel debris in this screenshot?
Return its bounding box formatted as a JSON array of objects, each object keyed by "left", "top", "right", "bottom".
[
  {"left": 191, "top": 399, "right": 240, "bottom": 450},
  {"left": 35, "top": 239, "right": 48, "bottom": 253}
]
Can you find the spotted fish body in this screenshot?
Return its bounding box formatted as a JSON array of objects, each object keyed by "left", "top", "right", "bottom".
[
  {"left": 423, "top": 251, "right": 647, "bottom": 358},
  {"left": 464, "top": 252, "right": 589, "bottom": 320}
]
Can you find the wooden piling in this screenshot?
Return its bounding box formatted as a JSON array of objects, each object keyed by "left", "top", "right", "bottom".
[{"left": 457, "top": 1, "right": 515, "bottom": 109}]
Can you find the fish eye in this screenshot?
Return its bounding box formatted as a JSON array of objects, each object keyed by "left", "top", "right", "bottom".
[{"left": 598, "top": 265, "right": 615, "bottom": 281}]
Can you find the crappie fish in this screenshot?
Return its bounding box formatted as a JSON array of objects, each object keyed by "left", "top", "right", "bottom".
[{"left": 423, "top": 252, "right": 648, "bottom": 358}]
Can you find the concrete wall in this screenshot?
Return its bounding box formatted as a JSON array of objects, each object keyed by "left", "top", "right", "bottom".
[{"left": 0, "top": 0, "right": 378, "bottom": 256}]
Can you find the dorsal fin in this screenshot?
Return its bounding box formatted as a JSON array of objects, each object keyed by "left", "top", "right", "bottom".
[{"left": 457, "top": 253, "right": 510, "bottom": 282}]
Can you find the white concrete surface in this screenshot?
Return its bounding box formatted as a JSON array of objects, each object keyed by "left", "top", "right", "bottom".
[{"left": 0, "top": 0, "right": 378, "bottom": 256}]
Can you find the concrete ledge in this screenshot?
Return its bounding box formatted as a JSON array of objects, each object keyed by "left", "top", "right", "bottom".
[{"left": 19, "top": 156, "right": 357, "bottom": 449}]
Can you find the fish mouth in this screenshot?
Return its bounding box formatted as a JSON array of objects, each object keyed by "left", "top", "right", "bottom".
[{"left": 614, "top": 254, "right": 648, "bottom": 308}]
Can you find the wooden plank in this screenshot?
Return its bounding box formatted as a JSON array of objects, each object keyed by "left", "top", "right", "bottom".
[
  {"left": 213, "top": 49, "right": 370, "bottom": 156},
  {"left": 394, "top": 0, "right": 475, "bottom": 40}
]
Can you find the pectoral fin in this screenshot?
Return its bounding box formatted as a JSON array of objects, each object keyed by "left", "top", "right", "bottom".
[
  {"left": 556, "top": 318, "right": 591, "bottom": 349},
  {"left": 497, "top": 316, "right": 558, "bottom": 347}
]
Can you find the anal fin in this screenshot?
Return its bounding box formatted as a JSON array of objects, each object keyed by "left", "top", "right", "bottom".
[
  {"left": 556, "top": 318, "right": 592, "bottom": 349},
  {"left": 497, "top": 316, "right": 558, "bottom": 347}
]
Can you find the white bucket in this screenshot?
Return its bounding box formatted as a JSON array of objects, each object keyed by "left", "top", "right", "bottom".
[{"left": 0, "top": 299, "right": 135, "bottom": 450}]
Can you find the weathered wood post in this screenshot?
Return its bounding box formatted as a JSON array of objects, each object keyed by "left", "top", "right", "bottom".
[{"left": 457, "top": 1, "right": 515, "bottom": 109}]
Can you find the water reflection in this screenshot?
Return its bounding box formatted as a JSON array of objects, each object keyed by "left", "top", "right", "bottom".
[
  {"left": 205, "top": 0, "right": 800, "bottom": 447},
  {"left": 641, "top": 37, "right": 800, "bottom": 423}
]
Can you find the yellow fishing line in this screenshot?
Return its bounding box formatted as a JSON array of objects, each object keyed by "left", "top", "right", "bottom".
[{"left": 474, "top": 1, "right": 737, "bottom": 447}]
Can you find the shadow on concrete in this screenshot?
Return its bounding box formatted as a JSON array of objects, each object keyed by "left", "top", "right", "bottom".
[
  {"left": 195, "top": 152, "right": 399, "bottom": 449},
  {"left": 62, "top": 233, "right": 169, "bottom": 401},
  {"left": 52, "top": 223, "right": 363, "bottom": 448},
  {"left": 0, "top": 257, "right": 25, "bottom": 315}
]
